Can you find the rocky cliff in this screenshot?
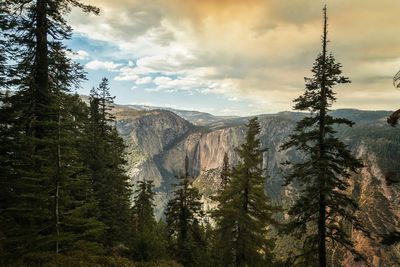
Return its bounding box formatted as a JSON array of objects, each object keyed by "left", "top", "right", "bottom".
[{"left": 114, "top": 106, "right": 400, "bottom": 266}]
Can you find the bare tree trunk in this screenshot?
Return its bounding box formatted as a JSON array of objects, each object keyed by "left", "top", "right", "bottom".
[
  {"left": 318, "top": 6, "right": 328, "bottom": 267},
  {"left": 55, "top": 103, "right": 61, "bottom": 254}
]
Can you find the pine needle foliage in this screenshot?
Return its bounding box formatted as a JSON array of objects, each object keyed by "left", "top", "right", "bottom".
[
  {"left": 85, "top": 78, "right": 132, "bottom": 250},
  {"left": 280, "top": 6, "right": 367, "bottom": 267},
  {"left": 165, "top": 156, "right": 206, "bottom": 267},
  {"left": 212, "top": 117, "right": 280, "bottom": 267}
]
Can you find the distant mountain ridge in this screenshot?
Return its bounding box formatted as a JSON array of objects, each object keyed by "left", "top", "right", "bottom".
[
  {"left": 119, "top": 103, "right": 393, "bottom": 128},
  {"left": 125, "top": 104, "right": 239, "bottom": 126}
]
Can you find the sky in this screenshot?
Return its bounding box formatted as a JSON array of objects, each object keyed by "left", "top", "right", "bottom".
[{"left": 66, "top": 0, "right": 400, "bottom": 116}]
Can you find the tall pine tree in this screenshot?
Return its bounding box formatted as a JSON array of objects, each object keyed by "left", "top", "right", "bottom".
[
  {"left": 85, "top": 78, "right": 132, "bottom": 250},
  {"left": 212, "top": 117, "right": 279, "bottom": 267},
  {"left": 0, "top": 0, "right": 103, "bottom": 262},
  {"left": 130, "top": 179, "right": 168, "bottom": 261},
  {"left": 281, "top": 6, "right": 366, "bottom": 267},
  {"left": 165, "top": 156, "right": 206, "bottom": 267}
]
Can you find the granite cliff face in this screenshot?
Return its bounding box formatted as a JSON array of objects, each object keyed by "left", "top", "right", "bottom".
[
  {"left": 115, "top": 108, "right": 193, "bottom": 216},
  {"left": 114, "top": 106, "right": 400, "bottom": 266}
]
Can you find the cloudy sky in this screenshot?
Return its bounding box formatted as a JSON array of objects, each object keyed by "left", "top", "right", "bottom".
[{"left": 66, "top": 0, "right": 400, "bottom": 116}]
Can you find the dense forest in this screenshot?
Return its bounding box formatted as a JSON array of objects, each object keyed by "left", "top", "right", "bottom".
[{"left": 0, "top": 2, "right": 398, "bottom": 267}]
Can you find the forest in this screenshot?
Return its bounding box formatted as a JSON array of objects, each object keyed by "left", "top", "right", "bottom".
[{"left": 0, "top": 1, "right": 399, "bottom": 267}]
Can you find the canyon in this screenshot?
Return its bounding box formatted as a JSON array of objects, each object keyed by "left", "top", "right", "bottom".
[{"left": 114, "top": 104, "right": 400, "bottom": 266}]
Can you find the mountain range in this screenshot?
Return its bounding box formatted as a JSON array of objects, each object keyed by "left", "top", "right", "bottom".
[{"left": 113, "top": 104, "right": 400, "bottom": 266}]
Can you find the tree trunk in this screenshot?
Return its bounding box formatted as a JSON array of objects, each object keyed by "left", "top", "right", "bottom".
[
  {"left": 318, "top": 6, "right": 328, "bottom": 267},
  {"left": 34, "top": 0, "right": 50, "bottom": 139},
  {"left": 55, "top": 97, "right": 61, "bottom": 254}
]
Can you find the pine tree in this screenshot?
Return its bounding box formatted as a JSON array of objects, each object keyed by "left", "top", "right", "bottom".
[
  {"left": 131, "top": 179, "right": 168, "bottom": 261},
  {"left": 85, "top": 78, "right": 132, "bottom": 250},
  {"left": 131, "top": 179, "right": 156, "bottom": 261},
  {"left": 132, "top": 180, "right": 156, "bottom": 233},
  {"left": 220, "top": 152, "right": 230, "bottom": 189},
  {"left": 7, "top": 0, "right": 99, "bottom": 140},
  {"left": 48, "top": 42, "right": 106, "bottom": 254},
  {"left": 51, "top": 93, "right": 106, "bottom": 253},
  {"left": 165, "top": 156, "right": 206, "bottom": 267},
  {"left": 212, "top": 117, "right": 279, "bottom": 267},
  {"left": 280, "top": 6, "right": 366, "bottom": 267},
  {"left": 0, "top": 0, "right": 102, "bottom": 261}
]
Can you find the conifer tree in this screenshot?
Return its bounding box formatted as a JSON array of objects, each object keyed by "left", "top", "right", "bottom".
[
  {"left": 132, "top": 180, "right": 156, "bottom": 232},
  {"left": 281, "top": 6, "right": 366, "bottom": 267},
  {"left": 51, "top": 93, "right": 106, "bottom": 254},
  {"left": 0, "top": 45, "right": 105, "bottom": 262},
  {"left": 131, "top": 179, "right": 156, "bottom": 260},
  {"left": 7, "top": 0, "right": 99, "bottom": 140},
  {"left": 49, "top": 49, "right": 105, "bottom": 253},
  {"left": 85, "top": 78, "right": 132, "bottom": 250},
  {"left": 165, "top": 156, "right": 206, "bottom": 267},
  {"left": 0, "top": 0, "right": 102, "bottom": 261},
  {"left": 131, "top": 179, "right": 168, "bottom": 261},
  {"left": 220, "top": 152, "right": 230, "bottom": 189},
  {"left": 212, "top": 117, "right": 279, "bottom": 267}
]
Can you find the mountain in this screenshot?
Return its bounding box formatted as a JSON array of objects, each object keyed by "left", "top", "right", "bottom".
[
  {"left": 125, "top": 104, "right": 238, "bottom": 125},
  {"left": 113, "top": 105, "right": 400, "bottom": 266}
]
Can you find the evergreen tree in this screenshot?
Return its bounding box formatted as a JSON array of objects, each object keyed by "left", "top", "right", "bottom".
[
  {"left": 50, "top": 93, "right": 105, "bottom": 254},
  {"left": 48, "top": 44, "right": 105, "bottom": 255},
  {"left": 131, "top": 179, "right": 156, "bottom": 260},
  {"left": 280, "top": 6, "right": 366, "bottom": 267},
  {"left": 132, "top": 180, "right": 156, "bottom": 233},
  {"left": 85, "top": 78, "right": 132, "bottom": 250},
  {"left": 7, "top": 0, "right": 99, "bottom": 140},
  {"left": 212, "top": 117, "right": 279, "bottom": 267},
  {"left": 131, "top": 179, "right": 168, "bottom": 261},
  {"left": 0, "top": 0, "right": 102, "bottom": 261},
  {"left": 165, "top": 156, "right": 206, "bottom": 267},
  {"left": 220, "top": 152, "right": 230, "bottom": 189}
]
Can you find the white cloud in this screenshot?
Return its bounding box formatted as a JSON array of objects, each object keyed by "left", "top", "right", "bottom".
[
  {"left": 85, "top": 60, "right": 122, "bottom": 71},
  {"left": 114, "top": 69, "right": 139, "bottom": 81},
  {"left": 135, "top": 76, "right": 153, "bottom": 84},
  {"left": 153, "top": 76, "right": 173, "bottom": 85}
]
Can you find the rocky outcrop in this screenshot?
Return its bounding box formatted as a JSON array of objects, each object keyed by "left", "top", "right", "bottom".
[
  {"left": 115, "top": 108, "right": 194, "bottom": 217},
  {"left": 339, "top": 144, "right": 400, "bottom": 267}
]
